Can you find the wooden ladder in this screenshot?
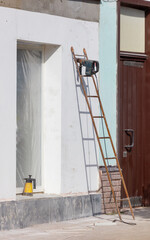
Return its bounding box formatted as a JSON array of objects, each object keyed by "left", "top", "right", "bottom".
[{"left": 71, "top": 46, "right": 135, "bottom": 221}]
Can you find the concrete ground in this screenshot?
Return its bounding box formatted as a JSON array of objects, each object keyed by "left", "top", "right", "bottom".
[{"left": 0, "top": 207, "right": 150, "bottom": 240}]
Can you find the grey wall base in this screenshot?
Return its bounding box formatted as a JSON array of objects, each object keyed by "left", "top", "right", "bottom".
[{"left": 0, "top": 194, "right": 101, "bottom": 230}]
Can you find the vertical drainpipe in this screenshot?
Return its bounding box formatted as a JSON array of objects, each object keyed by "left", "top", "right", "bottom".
[{"left": 99, "top": 0, "right": 117, "bottom": 166}]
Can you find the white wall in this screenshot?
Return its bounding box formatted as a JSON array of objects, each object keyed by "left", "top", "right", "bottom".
[
  {"left": 0, "top": 7, "right": 99, "bottom": 200},
  {"left": 43, "top": 45, "right": 62, "bottom": 194}
]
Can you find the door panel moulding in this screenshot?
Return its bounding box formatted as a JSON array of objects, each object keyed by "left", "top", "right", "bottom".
[
  {"left": 120, "top": 52, "right": 148, "bottom": 61},
  {"left": 120, "top": 0, "right": 150, "bottom": 9}
]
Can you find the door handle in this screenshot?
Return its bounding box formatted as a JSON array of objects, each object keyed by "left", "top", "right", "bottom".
[{"left": 124, "top": 129, "right": 134, "bottom": 152}]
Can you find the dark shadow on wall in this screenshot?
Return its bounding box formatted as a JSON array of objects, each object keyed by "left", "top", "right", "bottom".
[{"left": 71, "top": 51, "right": 101, "bottom": 216}]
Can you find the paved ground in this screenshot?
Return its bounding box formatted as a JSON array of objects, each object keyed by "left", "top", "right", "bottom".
[{"left": 0, "top": 207, "right": 150, "bottom": 240}]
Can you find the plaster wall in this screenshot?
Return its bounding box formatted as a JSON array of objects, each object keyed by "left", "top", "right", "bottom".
[
  {"left": 0, "top": 0, "right": 100, "bottom": 22},
  {"left": 99, "top": 1, "right": 117, "bottom": 165},
  {"left": 43, "top": 45, "right": 62, "bottom": 194},
  {"left": 0, "top": 7, "right": 99, "bottom": 200}
]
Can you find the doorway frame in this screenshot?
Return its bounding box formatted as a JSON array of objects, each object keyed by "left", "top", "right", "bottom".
[
  {"left": 117, "top": 0, "right": 150, "bottom": 203},
  {"left": 16, "top": 41, "right": 44, "bottom": 194}
]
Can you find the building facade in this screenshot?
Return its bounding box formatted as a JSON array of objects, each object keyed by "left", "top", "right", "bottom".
[{"left": 0, "top": 0, "right": 100, "bottom": 201}]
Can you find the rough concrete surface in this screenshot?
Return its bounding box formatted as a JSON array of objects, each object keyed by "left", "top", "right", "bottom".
[
  {"left": 0, "top": 0, "right": 100, "bottom": 22},
  {"left": 0, "top": 194, "right": 101, "bottom": 230},
  {"left": 0, "top": 207, "right": 150, "bottom": 240}
]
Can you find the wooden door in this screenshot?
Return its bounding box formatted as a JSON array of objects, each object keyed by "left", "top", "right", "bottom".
[
  {"left": 118, "top": 55, "right": 146, "bottom": 203},
  {"left": 118, "top": 7, "right": 150, "bottom": 206}
]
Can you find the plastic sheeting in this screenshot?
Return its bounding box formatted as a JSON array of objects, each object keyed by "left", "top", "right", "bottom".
[{"left": 16, "top": 48, "right": 42, "bottom": 188}]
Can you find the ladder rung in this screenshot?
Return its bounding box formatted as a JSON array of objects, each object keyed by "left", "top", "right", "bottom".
[
  {"left": 83, "top": 138, "right": 94, "bottom": 141},
  {"left": 99, "top": 137, "right": 110, "bottom": 139},
  {"left": 75, "top": 54, "right": 85, "bottom": 57},
  {"left": 79, "top": 111, "right": 90, "bottom": 114},
  {"left": 93, "top": 116, "right": 104, "bottom": 118},
  {"left": 117, "top": 198, "right": 129, "bottom": 202},
  {"left": 76, "top": 84, "right": 88, "bottom": 88},
  {"left": 80, "top": 75, "right": 90, "bottom": 77},
  {"left": 81, "top": 75, "right": 92, "bottom": 78},
  {"left": 87, "top": 95, "right": 98, "bottom": 98},
  {"left": 105, "top": 157, "right": 116, "bottom": 160},
  {"left": 86, "top": 164, "right": 98, "bottom": 167}
]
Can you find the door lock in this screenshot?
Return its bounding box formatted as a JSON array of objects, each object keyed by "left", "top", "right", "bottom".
[{"left": 123, "top": 151, "right": 128, "bottom": 158}]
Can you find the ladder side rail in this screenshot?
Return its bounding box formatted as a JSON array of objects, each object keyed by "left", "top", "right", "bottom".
[
  {"left": 83, "top": 48, "right": 135, "bottom": 220},
  {"left": 71, "top": 47, "right": 122, "bottom": 220}
]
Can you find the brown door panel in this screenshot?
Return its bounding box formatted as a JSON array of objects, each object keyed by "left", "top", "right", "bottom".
[{"left": 119, "top": 58, "right": 145, "bottom": 202}]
